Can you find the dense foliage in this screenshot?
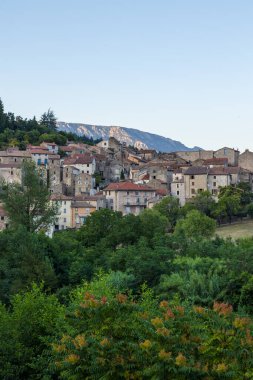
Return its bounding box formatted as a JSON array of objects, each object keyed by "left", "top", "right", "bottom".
[
  {"left": 2, "top": 193, "right": 253, "bottom": 378},
  {"left": 0, "top": 98, "right": 99, "bottom": 149},
  {"left": 1, "top": 103, "right": 253, "bottom": 377}
]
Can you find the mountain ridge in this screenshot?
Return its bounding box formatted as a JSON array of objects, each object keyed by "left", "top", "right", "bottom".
[{"left": 57, "top": 122, "right": 200, "bottom": 152}]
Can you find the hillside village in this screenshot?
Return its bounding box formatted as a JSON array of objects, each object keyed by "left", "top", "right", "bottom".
[{"left": 0, "top": 136, "right": 253, "bottom": 232}]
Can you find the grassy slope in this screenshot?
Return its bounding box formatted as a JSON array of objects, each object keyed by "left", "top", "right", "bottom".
[{"left": 216, "top": 220, "right": 253, "bottom": 239}]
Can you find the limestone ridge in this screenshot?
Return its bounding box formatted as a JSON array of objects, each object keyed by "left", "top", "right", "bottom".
[{"left": 57, "top": 122, "right": 200, "bottom": 152}]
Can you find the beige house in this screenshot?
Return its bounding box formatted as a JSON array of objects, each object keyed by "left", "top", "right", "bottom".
[
  {"left": 171, "top": 170, "right": 186, "bottom": 206},
  {"left": 74, "top": 194, "right": 107, "bottom": 210},
  {"left": 175, "top": 147, "right": 239, "bottom": 166},
  {"left": 103, "top": 182, "right": 156, "bottom": 215},
  {"left": 63, "top": 154, "right": 96, "bottom": 175},
  {"left": 40, "top": 142, "right": 59, "bottom": 154},
  {"left": 62, "top": 166, "right": 95, "bottom": 196},
  {"left": 0, "top": 163, "right": 22, "bottom": 184},
  {"left": 184, "top": 167, "right": 209, "bottom": 199},
  {"left": 71, "top": 200, "right": 96, "bottom": 228},
  {"left": 174, "top": 166, "right": 240, "bottom": 204},
  {"left": 51, "top": 194, "right": 72, "bottom": 231},
  {"left": 139, "top": 149, "right": 157, "bottom": 161},
  {"left": 239, "top": 149, "right": 253, "bottom": 172}
]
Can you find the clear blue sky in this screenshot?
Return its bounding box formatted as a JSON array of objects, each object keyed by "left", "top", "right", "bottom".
[{"left": 1, "top": 0, "right": 253, "bottom": 151}]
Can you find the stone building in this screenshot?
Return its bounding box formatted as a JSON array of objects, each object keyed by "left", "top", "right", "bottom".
[
  {"left": 0, "top": 163, "right": 22, "bottom": 184},
  {"left": 62, "top": 166, "right": 95, "bottom": 196},
  {"left": 175, "top": 147, "right": 239, "bottom": 167},
  {"left": 50, "top": 194, "right": 73, "bottom": 231},
  {"left": 71, "top": 200, "right": 96, "bottom": 228},
  {"left": 171, "top": 170, "right": 186, "bottom": 206},
  {"left": 63, "top": 154, "right": 96, "bottom": 175},
  {"left": 103, "top": 182, "right": 156, "bottom": 215},
  {"left": 239, "top": 150, "right": 253, "bottom": 172}
]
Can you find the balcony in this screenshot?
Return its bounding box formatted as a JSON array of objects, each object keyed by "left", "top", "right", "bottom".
[{"left": 123, "top": 197, "right": 148, "bottom": 207}]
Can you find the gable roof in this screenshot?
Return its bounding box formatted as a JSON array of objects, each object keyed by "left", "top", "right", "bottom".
[
  {"left": 184, "top": 167, "right": 208, "bottom": 175},
  {"left": 204, "top": 157, "right": 228, "bottom": 166},
  {"left": 104, "top": 182, "right": 155, "bottom": 192}
]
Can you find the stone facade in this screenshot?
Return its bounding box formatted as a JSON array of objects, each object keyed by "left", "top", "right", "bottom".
[
  {"left": 103, "top": 182, "right": 156, "bottom": 215},
  {"left": 239, "top": 150, "right": 253, "bottom": 172}
]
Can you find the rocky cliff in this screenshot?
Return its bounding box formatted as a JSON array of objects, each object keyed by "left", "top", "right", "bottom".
[{"left": 57, "top": 122, "right": 200, "bottom": 152}]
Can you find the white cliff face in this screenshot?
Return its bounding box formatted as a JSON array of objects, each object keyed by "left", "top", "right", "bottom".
[
  {"left": 134, "top": 141, "right": 148, "bottom": 150},
  {"left": 57, "top": 122, "right": 198, "bottom": 152}
]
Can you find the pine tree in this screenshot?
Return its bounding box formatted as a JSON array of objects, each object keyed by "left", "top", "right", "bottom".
[{"left": 40, "top": 108, "right": 57, "bottom": 130}]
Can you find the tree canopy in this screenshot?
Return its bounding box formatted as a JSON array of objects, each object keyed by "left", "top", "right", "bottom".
[{"left": 0, "top": 160, "right": 57, "bottom": 232}]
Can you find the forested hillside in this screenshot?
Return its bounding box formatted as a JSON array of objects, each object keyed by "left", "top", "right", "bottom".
[
  {"left": 2, "top": 174, "right": 253, "bottom": 378},
  {"left": 0, "top": 99, "right": 98, "bottom": 149}
]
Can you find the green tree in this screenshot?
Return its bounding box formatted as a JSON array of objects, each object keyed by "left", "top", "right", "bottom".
[
  {"left": 40, "top": 108, "right": 57, "bottom": 130},
  {"left": 213, "top": 186, "right": 241, "bottom": 223},
  {"left": 0, "top": 227, "right": 58, "bottom": 303},
  {"left": 153, "top": 196, "right": 181, "bottom": 229},
  {"left": 78, "top": 208, "right": 122, "bottom": 247},
  {"left": 190, "top": 190, "right": 216, "bottom": 217},
  {"left": 0, "top": 284, "right": 66, "bottom": 379},
  {"left": 0, "top": 160, "right": 58, "bottom": 232},
  {"left": 174, "top": 210, "right": 216, "bottom": 240}
]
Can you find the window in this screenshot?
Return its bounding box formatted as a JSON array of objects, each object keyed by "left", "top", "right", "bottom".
[
  {"left": 64, "top": 208, "right": 66, "bottom": 214},
  {"left": 66, "top": 173, "right": 68, "bottom": 178},
  {"left": 11, "top": 171, "right": 13, "bottom": 175},
  {"left": 213, "top": 182, "right": 216, "bottom": 187},
  {"left": 1, "top": 216, "right": 4, "bottom": 221},
  {"left": 153, "top": 176, "right": 156, "bottom": 179},
  {"left": 64, "top": 201, "right": 66, "bottom": 205},
  {"left": 177, "top": 184, "right": 179, "bottom": 188},
  {"left": 64, "top": 218, "right": 66, "bottom": 222},
  {"left": 135, "top": 192, "right": 139, "bottom": 195},
  {"left": 191, "top": 175, "right": 195, "bottom": 179},
  {"left": 177, "top": 191, "right": 180, "bottom": 195},
  {"left": 153, "top": 170, "right": 156, "bottom": 173},
  {"left": 191, "top": 188, "right": 196, "bottom": 195},
  {"left": 213, "top": 176, "right": 216, "bottom": 179},
  {"left": 87, "top": 170, "right": 89, "bottom": 174},
  {"left": 192, "top": 182, "right": 195, "bottom": 186}
]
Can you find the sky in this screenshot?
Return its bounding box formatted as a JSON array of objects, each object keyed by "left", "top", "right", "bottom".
[{"left": 0, "top": 0, "right": 253, "bottom": 151}]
